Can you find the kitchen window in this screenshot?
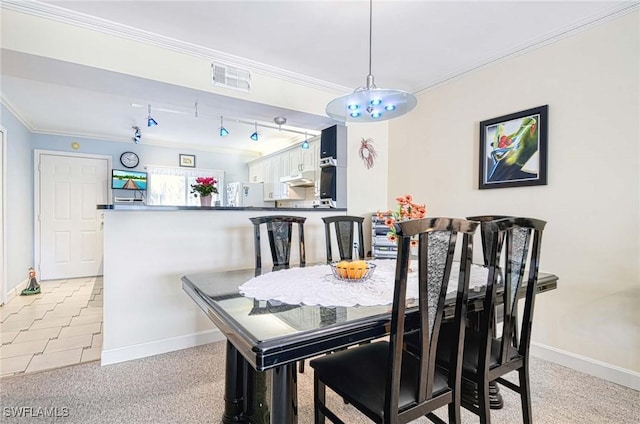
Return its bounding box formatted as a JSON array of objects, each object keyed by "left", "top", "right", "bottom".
[{"left": 145, "top": 165, "right": 224, "bottom": 206}]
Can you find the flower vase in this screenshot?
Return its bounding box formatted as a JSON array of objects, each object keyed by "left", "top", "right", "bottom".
[{"left": 200, "top": 195, "right": 212, "bottom": 207}]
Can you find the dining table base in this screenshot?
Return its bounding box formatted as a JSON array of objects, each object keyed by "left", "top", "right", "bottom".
[
  {"left": 222, "top": 341, "right": 298, "bottom": 424},
  {"left": 461, "top": 378, "right": 504, "bottom": 410}
]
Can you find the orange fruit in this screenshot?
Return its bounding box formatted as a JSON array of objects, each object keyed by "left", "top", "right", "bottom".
[
  {"left": 353, "top": 261, "right": 368, "bottom": 279},
  {"left": 336, "top": 261, "right": 350, "bottom": 278}
]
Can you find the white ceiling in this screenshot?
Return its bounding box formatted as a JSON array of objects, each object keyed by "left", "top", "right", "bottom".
[{"left": 1, "top": 0, "right": 636, "bottom": 155}]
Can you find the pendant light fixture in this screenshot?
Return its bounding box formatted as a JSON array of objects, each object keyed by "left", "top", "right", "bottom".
[
  {"left": 147, "top": 105, "right": 158, "bottom": 127},
  {"left": 326, "top": 0, "right": 417, "bottom": 123},
  {"left": 219, "top": 116, "right": 229, "bottom": 136},
  {"left": 250, "top": 122, "right": 259, "bottom": 141}
]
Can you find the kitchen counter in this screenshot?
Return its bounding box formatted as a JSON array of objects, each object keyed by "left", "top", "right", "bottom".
[
  {"left": 97, "top": 204, "right": 345, "bottom": 211},
  {"left": 99, "top": 207, "right": 347, "bottom": 366}
]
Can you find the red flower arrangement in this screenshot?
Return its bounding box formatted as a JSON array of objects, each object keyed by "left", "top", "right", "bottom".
[
  {"left": 190, "top": 177, "right": 218, "bottom": 197},
  {"left": 376, "top": 194, "right": 427, "bottom": 244}
]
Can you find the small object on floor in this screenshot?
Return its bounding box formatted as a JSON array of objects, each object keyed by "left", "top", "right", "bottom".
[{"left": 21, "top": 267, "right": 41, "bottom": 295}]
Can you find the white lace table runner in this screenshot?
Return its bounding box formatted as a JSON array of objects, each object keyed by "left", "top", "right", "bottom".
[{"left": 238, "top": 260, "right": 489, "bottom": 307}]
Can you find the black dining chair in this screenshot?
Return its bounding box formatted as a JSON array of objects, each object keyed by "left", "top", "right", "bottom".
[
  {"left": 310, "top": 217, "right": 479, "bottom": 424},
  {"left": 322, "top": 215, "right": 365, "bottom": 263},
  {"left": 249, "top": 215, "right": 306, "bottom": 271},
  {"left": 297, "top": 215, "right": 366, "bottom": 374},
  {"left": 433, "top": 217, "right": 546, "bottom": 424}
]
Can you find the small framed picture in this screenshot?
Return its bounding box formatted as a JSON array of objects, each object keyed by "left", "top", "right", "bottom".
[
  {"left": 179, "top": 154, "right": 196, "bottom": 168},
  {"left": 479, "top": 105, "right": 548, "bottom": 190}
]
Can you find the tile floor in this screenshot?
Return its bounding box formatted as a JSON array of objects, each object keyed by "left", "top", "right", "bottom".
[{"left": 0, "top": 277, "right": 103, "bottom": 377}]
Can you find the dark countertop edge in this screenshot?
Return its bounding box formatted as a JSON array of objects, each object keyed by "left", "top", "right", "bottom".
[{"left": 97, "top": 204, "right": 347, "bottom": 212}]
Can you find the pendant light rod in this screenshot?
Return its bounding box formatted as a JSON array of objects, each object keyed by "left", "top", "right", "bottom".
[{"left": 367, "top": 0, "right": 374, "bottom": 88}]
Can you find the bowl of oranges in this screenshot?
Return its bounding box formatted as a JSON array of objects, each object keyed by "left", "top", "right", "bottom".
[{"left": 330, "top": 260, "right": 376, "bottom": 282}]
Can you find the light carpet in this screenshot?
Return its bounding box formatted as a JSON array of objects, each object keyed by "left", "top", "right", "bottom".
[{"left": 0, "top": 341, "right": 638, "bottom": 423}]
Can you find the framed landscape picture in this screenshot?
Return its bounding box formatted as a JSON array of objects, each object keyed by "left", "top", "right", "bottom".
[
  {"left": 479, "top": 105, "right": 548, "bottom": 189},
  {"left": 179, "top": 154, "right": 196, "bottom": 168}
]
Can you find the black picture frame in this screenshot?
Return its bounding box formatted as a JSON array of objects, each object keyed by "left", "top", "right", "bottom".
[
  {"left": 179, "top": 154, "right": 196, "bottom": 168},
  {"left": 479, "top": 105, "right": 548, "bottom": 190}
]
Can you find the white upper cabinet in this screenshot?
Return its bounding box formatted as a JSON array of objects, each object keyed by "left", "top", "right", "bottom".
[
  {"left": 248, "top": 139, "right": 320, "bottom": 201},
  {"left": 249, "top": 161, "right": 264, "bottom": 183}
]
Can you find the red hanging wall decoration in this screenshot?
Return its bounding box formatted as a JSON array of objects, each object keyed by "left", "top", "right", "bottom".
[{"left": 359, "top": 138, "right": 377, "bottom": 169}]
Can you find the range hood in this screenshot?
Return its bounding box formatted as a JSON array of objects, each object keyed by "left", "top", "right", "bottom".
[{"left": 279, "top": 170, "right": 315, "bottom": 187}]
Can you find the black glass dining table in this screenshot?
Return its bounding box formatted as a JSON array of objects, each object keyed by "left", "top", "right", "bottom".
[{"left": 181, "top": 264, "right": 558, "bottom": 424}]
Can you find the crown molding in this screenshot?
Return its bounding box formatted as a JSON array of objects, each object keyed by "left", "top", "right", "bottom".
[
  {"left": 1, "top": 0, "right": 350, "bottom": 95},
  {"left": 0, "top": 95, "right": 34, "bottom": 131},
  {"left": 414, "top": 2, "right": 640, "bottom": 94}
]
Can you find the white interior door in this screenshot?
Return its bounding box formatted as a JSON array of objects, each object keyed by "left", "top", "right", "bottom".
[{"left": 37, "top": 152, "right": 109, "bottom": 280}]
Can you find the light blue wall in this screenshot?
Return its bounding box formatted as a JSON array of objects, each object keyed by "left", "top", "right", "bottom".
[
  {"left": 2, "top": 104, "right": 33, "bottom": 292},
  {"left": 2, "top": 103, "right": 254, "bottom": 291},
  {"left": 30, "top": 134, "right": 253, "bottom": 184}
]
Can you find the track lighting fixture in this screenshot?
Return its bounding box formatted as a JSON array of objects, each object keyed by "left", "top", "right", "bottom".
[
  {"left": 219, "top": 116, "right": 229, "bottom": 137},
  {"left": 131, "top": 103, "right": 318, "bottom": 141},
  {"left": 250, "top": 122, "right": 259, "bottom": 141},
  {"left": 301, "top": 132, "right": 310, "bottom": 149},
  {"left": 147, "top": 105, "right": 158, "bottom": 127},
  {"left": 132, "top": 126, "right": 142, "bottom": 144}
]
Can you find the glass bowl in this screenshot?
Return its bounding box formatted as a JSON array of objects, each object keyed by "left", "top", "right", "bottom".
[{"left": 329, "top": 261, "right": 377, "bottom": 282}]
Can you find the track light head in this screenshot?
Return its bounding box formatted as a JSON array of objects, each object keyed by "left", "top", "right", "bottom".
[
  {"left": 250, "top": 122, "right": 258, "bottom": 141},
  {"left": 132, "top": 126, "right": 142, "bottom": 144},
  {"left": 147, "top": 105, "right": 158, "bottom": 127},
  {"left": 219, "top": 116, "right": 229, "bottom": 137}
]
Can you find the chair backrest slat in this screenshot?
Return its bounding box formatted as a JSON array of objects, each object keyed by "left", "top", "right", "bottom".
[
  {"left": 322, "top": 215, "right": 365, "bottom": 263},
  {"left": 249, "top": 215, "right": 306, "bottom": 271}
]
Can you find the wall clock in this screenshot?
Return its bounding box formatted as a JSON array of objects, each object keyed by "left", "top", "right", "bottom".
[{"left": 120, "top": 151, "right": 140, "bottom": 168}]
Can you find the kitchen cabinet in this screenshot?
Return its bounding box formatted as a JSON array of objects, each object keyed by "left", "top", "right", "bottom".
[
  {"left": 262, "top": 157, "right": 274, "bottom": 200},
  {"left": 249, "top": 161, "right": 263, "bottom": 183},
  {"left": 286, "top": 138, "right": 318, "bottom": 174},
  {"left": 248, "top": 139, "right": 320, "bottom": 201}
]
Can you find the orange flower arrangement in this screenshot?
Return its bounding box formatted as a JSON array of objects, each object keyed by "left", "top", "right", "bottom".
[{"left": 377, "top": 194, "right": 427, "bottom": 244}]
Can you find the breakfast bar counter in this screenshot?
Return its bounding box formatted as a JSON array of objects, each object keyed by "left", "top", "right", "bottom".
[
  {"left": 98, "top": 204, "right": 346, "bottom": 212},
  {"left": 99, "top": 206, "right": 346, "bottom": 366}
]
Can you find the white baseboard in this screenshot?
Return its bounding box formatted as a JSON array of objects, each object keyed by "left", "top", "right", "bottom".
[
  {"left": 530, "top": 342, "right": 640, "bottom": 390},
  {"left": 100, "top": 329, "right": 225, "bottom": 366},
  {"left": 4, "top": 279, "right": 28, "bottom": 304}
]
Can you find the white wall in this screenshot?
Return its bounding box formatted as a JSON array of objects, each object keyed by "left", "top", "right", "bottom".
[
  {"left": 388, "top": 12, "right": 639, "bottom": 376},
  {"left": 345, "top": 122, "right": 390, "bottom": 257}
]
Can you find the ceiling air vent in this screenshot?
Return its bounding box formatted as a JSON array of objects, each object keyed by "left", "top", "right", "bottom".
[{"left": 211, "top": 63, "right": 251, "bottom": 92}]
